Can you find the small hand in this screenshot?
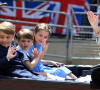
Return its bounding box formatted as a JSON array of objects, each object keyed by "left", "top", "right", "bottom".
[
  {"left": 51, "top": 61, "right": 65, "bottom": 67},
  {"left": 41, "top": 39, "right": 49, "bottom": 53},
  {"left": 7, "top": 46, "right": 17, "bottom": 60},
  {"left": 32, "top": 48, "right": 40, "bottom": 59}
]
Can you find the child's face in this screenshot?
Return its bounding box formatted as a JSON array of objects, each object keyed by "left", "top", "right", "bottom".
[
  {"left": 34, "top": 30, "right": 49, "bottom": 44},
  {"left": 17, "top": 37, "right": 33, "bottom": 51},
  {"left": 0, "top": 31, "right": 15, "bottom": 47}
]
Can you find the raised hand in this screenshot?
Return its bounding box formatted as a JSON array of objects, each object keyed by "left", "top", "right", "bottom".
[
  {"left": 87, "top": 11, "right": 99, "bottom": 34},
  {"left": 87, "top": 11, "right": 100, "bottom": 45},
  {"left": 32, "top": 48, "right": 40, "bottom": 59},
  {"left": 7, "top": 46, "right": 17, "bottom": 60},
  {"left": 41, "top": 39, "right": 49, "bottom": 53}
]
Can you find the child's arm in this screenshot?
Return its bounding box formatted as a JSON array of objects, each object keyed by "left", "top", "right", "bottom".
[
  {"left": 24, "top": 48, "right": 40, "bottom": 71},
  {"left": 40, "top": 40, "right": 49, "bottom": 60}
]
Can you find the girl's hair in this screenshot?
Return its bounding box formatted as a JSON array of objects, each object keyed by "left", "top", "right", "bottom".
[
  {"left": 34, "top": 23, "right": 52, "bottom": 46},
  {"left": 34, "top": 23, "right": 52, "bottom": 36},
  {"left": 0, "top": 21, "right": 15, "bottom": 35},
  {"left": 17, "top": 29, "right": 33, "bottom": 40}
]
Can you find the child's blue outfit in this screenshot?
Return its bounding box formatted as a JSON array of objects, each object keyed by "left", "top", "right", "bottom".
[
  {"left": 28, "top": 43, "right": 71, "bottom": 78},
  {"left": 16, "top": 45, "right": 49, "bottom": 80},
  {"left": 16, "top": 45, "right": 33, "bottom": 64},
  {"left": 0, "top": 44, "right": 47, "bottom": 80}
]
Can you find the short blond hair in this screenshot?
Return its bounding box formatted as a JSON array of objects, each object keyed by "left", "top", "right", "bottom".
[
  {"left": 0, "top": 21, "right": 15, "bottom": 35},
  {"left": 17, "top": 29, "right": 33, "bottom": 40}
]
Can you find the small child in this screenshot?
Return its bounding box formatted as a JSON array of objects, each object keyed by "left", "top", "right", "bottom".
[
  {"left": 28, "top": 23, "right": 77, "bottom": 79},
  {"left": 16, "top": 29, "right": 40, "bottom": 71},
  {"left": 0, "top": 21, "right": 17, "bottom": 75},
  {"left": 16, "top": 29, "right": 65, "bottom": 81}
]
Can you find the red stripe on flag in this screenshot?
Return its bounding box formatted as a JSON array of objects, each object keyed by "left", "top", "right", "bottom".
[
  {"left": 16, "top": 1, "right": 22, "bottom": 19},
  {"left": 1, "top": 8, "right": 6, "bottom": 12},
  {"left": 84, "top": 6, "right": 89, "bottom": 12},
  {"left": 51, "top": 13, "right": 56, "bottom": 23},
  {"left": 27, "top": 2, "right": 49, "bottom": 15},
  {"left": 15, "top": 1, "right": 22, "bottom": 32},
  {"left": 15, "top": 23, "right": 22, "bottom": 32},
  {"left": 51, "top": 0, "right": 85, "bottom": 34},
  {"left": 99, "top": 15, "right": 100, "bottom": 20}
]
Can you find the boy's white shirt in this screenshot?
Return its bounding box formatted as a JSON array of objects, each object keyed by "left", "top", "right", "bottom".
[{"left": 16, "top": 45, "right": 30, "bottom": 63}]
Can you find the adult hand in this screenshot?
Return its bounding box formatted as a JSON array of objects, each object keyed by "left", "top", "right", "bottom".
[
  {"left": 87, "top": 11, "right": 100, "bottom": 46},
  {"left": 87, "top": 11, "right": 98, "bottom": 32}
]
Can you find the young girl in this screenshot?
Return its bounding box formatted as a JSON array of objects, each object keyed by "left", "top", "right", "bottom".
[{"left": 28, "top": 23, "right": 77, "bottom": 79}]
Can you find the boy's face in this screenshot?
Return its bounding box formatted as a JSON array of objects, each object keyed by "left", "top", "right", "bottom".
[
  {"left": 34, "top": 30, "right": 49, "bottom": 44},
  {"left": 0, "top": 31, "right": 15, "bottom": 47},
  {"left": 17, "top": 37, "right": 33, "bottom": 51}
]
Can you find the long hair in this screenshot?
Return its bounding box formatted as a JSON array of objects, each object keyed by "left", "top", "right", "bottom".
[{"left": 33, "top": 23, "right": 52, "bottom": 47}]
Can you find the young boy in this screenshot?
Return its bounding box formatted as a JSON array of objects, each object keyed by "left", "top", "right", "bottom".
[
  {"left": 16, "top": 29, "right": 40, "bottom": 72},
  {"left": 16, "top": 29, "right": 65, "bottom": 81},
  {"left": 0, "top": 21, "right": 47, "bottom": 80},
  {"left": 0, "top": 21, "right": 16, "bottom": 75}
]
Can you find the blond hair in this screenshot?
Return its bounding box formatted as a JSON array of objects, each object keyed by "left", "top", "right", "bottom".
[
  {"left": 17, "top": 29, "right": 33, "bottom": 40},
  {"left": 0, "top": 21, "right": 15, "bottom": 35},
  {"left": 34, "top": 23, "right": 52, "bottom": 37},
  {"left": 33, "top": 23, "right": 52, "bottom": 46}
]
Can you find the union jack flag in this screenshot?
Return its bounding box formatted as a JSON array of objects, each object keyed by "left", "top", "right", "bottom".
[
  {"left": 69, "top": 5, "right": 85, "bottom": 36},
  {"left": 0, "top": 0, "right": 61, "bottom": 32},
  {"left": 0, "top": 0, "right": 89, "bottom": 36},
  {"left": 71, "top": 0, "right": 90, "bottom": 36},
  {"left": 51, "top": 0, "right": 90, "bottom": 36}
]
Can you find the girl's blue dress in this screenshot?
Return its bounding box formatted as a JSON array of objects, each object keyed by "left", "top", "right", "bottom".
[{"left": 28, "top": 43, "right": 71, "bottom": 78}]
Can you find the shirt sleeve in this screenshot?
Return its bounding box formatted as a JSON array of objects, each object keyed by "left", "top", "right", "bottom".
[
  {"left": 21, "top": 52, "right": 29, "bottom": 63},
  {"left": 96, "top": 37, "right": 98, "bottom": 44}
]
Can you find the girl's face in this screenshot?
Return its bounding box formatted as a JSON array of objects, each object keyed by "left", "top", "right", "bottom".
[
  {"left": 0, "top": 31, "right": 15, "bottom": 47},
  {"left": 34, "top": 30, "right": 49, "bottom": 44},
  {"left": 17, "top": 37, "right": 33, "bottom": 51}
]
